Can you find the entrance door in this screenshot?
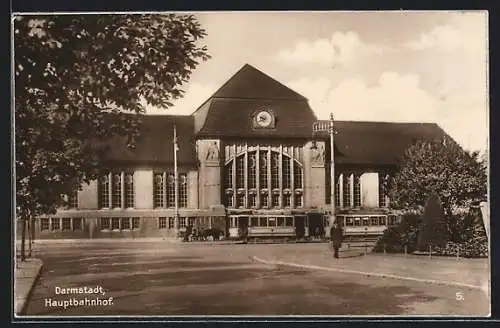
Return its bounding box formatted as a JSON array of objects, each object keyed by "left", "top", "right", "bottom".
[
  {"left": 295, "top": 216, "right": 305, "bottom": 239},
  {"left": 308, "top": 213, "right": 323, "bottom": 239},
  {"left": 238, "top": 216, "right": 249, "bottom": 239}
]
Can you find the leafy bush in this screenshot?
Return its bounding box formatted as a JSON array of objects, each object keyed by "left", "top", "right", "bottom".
[{"left": 373, "top": 214, "right": 422, "bottom": 253}]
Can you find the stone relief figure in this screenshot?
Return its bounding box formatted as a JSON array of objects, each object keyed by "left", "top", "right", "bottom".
[
  {"left": 206, "top": 141, "right": 219, "bottom": 161},
  {"left": 311, "top": 143, "right": 325, "bottom": 164}
]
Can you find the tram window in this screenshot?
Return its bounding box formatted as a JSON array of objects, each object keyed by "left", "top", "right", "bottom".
[
  {"left": 354, "top": 218, "right": 361, "bottom": 226},
  {"left": 371, "top": 217, "right": 379, "bottom": 226},
  {"left": 259, "top": 217, "right": 267, "bottom": 227},
  {"left": 269, "top": 218, "right": 277, "bottom": 227},
  {"left": 362, "top": 218, "right": 369, "bottom": 226},
  {"left": 388, "top": 216, "right": 395, "bottom": 225},
  {"left": 277, "top": 217, "right": 285, "bottom": 227},
  {"left": 379, "top": 216, "right": 386, "bottom": 225},
  {"left": 286, "top": 217, "right": 294, "bottom": 227},
  {"left": 251, "top": 217, "right": 258, "bottom": 227},
  {"left": 345, "top": 217, "right": 354, "bottom": 226}
]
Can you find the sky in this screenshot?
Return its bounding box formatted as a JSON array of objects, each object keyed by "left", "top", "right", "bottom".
[{"left": 145, "top": 11, "right": 489, "bottom": 153}]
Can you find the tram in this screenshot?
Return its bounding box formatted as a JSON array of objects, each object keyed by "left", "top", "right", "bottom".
[{"left": 227, "top": 213, "right": 401, "bottom": 241}]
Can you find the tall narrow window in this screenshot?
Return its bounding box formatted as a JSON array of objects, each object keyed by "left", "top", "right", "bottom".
[
  {"left": 343, "top": 174, "right": 351, "bottom": 208},
  {"left": 248, "top": 152, "right": 256, "bottom": 189},
  {"left": 153, "top": 173, "right": 164, "bottom": 208},
  {"left": 98, "top": 174, "right": 110, "bottom": 208},
  {"left": 68, "top": 188, "right": 78, "bottom": 209},
  {"left": 111, "top": 173, "right": 122, "bottom": 208},
  {"left": 225, "top": 163, "right": 233, "bottom": 189},
  {"left": 271, "top": 152, "right": 279, "bottom": 189},
  {"left": 378, "top": 173, "right": 387, "bottom": 207},
  {"left": 179, "top": 173, "right": 188, "bottom": 208},
  {"left": 335, "top": 174, "right": 341, "bottom": 207},
  {"left": 166, "top": 174, "right": 175, "bottom": 208},
  {"left": 236, "top": 156, "right": 245, "bottom": 188},
  {"left": 293, "top": 162, "right": 302, "bottom": 189},
  {"left": 353, "top": 174, "right": 361, "bottom": 207},
  {"left": 124, "top": 172, "right": 134, "bottom": 208},
  {"left": 282, "top": 157, "right": 291, "bottom": 189},
  {"left": 259, "top": 151, "right": 268, "bottom": 189}
]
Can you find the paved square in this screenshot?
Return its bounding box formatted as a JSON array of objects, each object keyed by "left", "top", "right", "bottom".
[{"left": 22, "top": 241, "right": 489, "bottom": 316}]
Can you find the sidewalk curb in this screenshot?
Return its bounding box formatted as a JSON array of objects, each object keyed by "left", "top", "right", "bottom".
[
  {"left": 14, "top": 259, "right": 44, "bottom": 316},
  {"left": 251, "top": 256, "right": 485, "bottom": 292}
]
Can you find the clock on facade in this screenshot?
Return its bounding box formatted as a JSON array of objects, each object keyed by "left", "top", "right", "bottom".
[{"left": 253, "top": 109, "right": 275, "bottom": 129}]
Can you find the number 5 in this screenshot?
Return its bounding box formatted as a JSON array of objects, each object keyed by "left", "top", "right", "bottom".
[{"left": 456, "top": 292, "right": 464, "bottom": 301}]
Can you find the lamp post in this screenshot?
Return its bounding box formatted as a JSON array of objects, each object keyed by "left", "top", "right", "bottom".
[
  {"left": 173, "top": 124, "right": 180, "bottom": 237},
  {"left": 312, "top": 113, "right": 337, "bottom": 230}
]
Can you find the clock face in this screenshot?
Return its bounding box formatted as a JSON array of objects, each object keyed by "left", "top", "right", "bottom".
[{"left": 255, "top": 110, "right": 273, "bottom": 127}]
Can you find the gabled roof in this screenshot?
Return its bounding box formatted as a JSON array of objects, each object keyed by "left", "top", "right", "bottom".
[
  {"left": 194, "top": 64, "right": 316, "bottom": 138},
  {"left": 102, "top": 115, "right": 197, "bottom": 166},
  {"left": 209, "top": 64, "right": 307, "bottom": 100},
  {"left": 332, "top": 121, "right": 447, "bottom": 166}
]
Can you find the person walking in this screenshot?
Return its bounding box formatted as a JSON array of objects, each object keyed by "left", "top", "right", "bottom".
[{"left": 330, "top": 221, "right": 343, "bottom": 259}]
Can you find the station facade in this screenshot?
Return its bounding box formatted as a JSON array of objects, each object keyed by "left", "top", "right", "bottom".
[{"left": 32, "top": 64, "right": 448, "bottom": 239}]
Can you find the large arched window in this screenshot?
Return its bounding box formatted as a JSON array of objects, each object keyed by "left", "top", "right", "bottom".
[{"left": 224, "top": 149, "right": 303, "bottom": 209}]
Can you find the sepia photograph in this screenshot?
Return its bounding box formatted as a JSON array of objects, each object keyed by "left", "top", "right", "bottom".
[{"left": 12, "top": 11, "right": 490, "bottom": 318}]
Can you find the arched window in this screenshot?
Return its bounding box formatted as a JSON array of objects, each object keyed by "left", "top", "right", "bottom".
[{"left": 224, "top": 149, "right": 303, "bottom": 209}]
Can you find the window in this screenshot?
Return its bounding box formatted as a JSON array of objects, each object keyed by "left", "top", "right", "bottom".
[
  {"left": 282, "top": 158, "right": 291, "bottom": 188},
  {"left": 62, "top": 218, "right": 71, "bottom": 231},
  {"left": 99, "top": 172, "right": 135, "bottom": 209},
  {"left": 236, "top": 156, "right": 245, "bottom": 188},
  {"left": 73, "top": 218, "right": 83, "bottom": 231},
  {"left": 379, "top": 173, "right": 388, "bottom": 207},
  {"left": 268, "top": 218, "right": 277, "bottom": 227},
  {"left": 236, "top": 194, "right": 245, "bottom": 208},
  {"left": 166, "top": 174, "right": 175, "bottom": 208},
  {"left": 294, "top": 162, "right": 302, "bottom": 189},
  {"left": 112, "top": 173, "right": 122, "bottom": 208},
  {"left": 187, "top": 217, "right": 195, "bottom": 226},
  {"left": 277, "top": 217, "right": 285, "bottom": 227},
  {"left": 179, "top": 173, "right": 188, "bottom": 208},
  {"left": 285, "top": 217, "right": 294, "bottom": 227},
  {"left": 379, "top": 216, "right": 386, "bottom": 226},
  {"left": 124, "top": 173, "right": 134, "bottom": 208},
  {"left": 272, "top": 194, "right": 280, "bottom": 207},
  {"left": 362, "top": 217, "right": 369, "bottom": 226},
  {"left": 261, "top": 192, "right": 268, "bottom": 207},
  {"left": 132, "top": 217, "right": 140, "bottom": 229},
  {"left": 345, "top": 217, "right": 354, "bottom": 226},
  {"left": 111, "top": 218, "right": 120, "bottom": 230},
  {"left": 153, "top": 173, "right": 165, "bottom": 208},
  {"left": 353, "top": 174, "right": 361, "bottom": 207},
  {"left": 283, "top": 194, "right": 291, "bottom": 207},
  {"left": 259, "top": 217, "right": 267, "bottom": 227},
  {"left": 335, "top": 175, "right": 341, "bottom": 207},
  {"left": 168, "top": 217, "right": 174, "bottom": 229},
  {"left": 40, "top": 218, "right": 50, "bottom": 231},
  {"left": 271, "top": 152, "right": 279, "bottom": 189},
  {"left": 224, "top": 147, "right": 304, "bottom": 209},
  {"left": 248, "top": 152, "right": 256, "bottom": 188},
  {"left": 121, "top": 217, "right": 131, "bottom": 229},
  {"left": 179, "top": 217, "right": 186, "bottom": 228},
  {"left": 159, "top": 217, "right": 167, "bottom": 229},
  {"left": 51, "top": 218, "right": 61, "bottom": 231},
  {"left": 248, "top": 194, "right": 257, "bottom": 207},
  {"left": 371, "top": 217, "right": 379, "bottom": 226},
  {"left": 251, "top": 217, "right": 259, "bottom": 227},
  {"left": 68, "top": 189, "right": 78, "bottom": 208},
  {"left": 354, "top": 217, "right": 361, "bottom": 226},
  {"left": 100, "top": 217, "right": 110, "bottom": 230},
  {"left": 259, "top": 151, "right": 268, "bottom": 188},
  {"left": 294, "top": 194, "right": 302, "bottom": 207},
  {"left": 343, "top": 174, "right": 351, "bottom": 207},
  {"left": 98, "top": 174, "right": 110, "bottom": 208}
]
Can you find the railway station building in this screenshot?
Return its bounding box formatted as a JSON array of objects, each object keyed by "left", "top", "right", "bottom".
[{"left": 32, "top": 64, "right": 449, "bottom": 240}]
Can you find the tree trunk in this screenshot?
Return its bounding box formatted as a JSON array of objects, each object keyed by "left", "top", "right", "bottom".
[
  {"left": 20, "top": 217, "right": 26, "bottom": 262},
  {"left": 28, "top": 217, "right": 32, "bottom": 258}
]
